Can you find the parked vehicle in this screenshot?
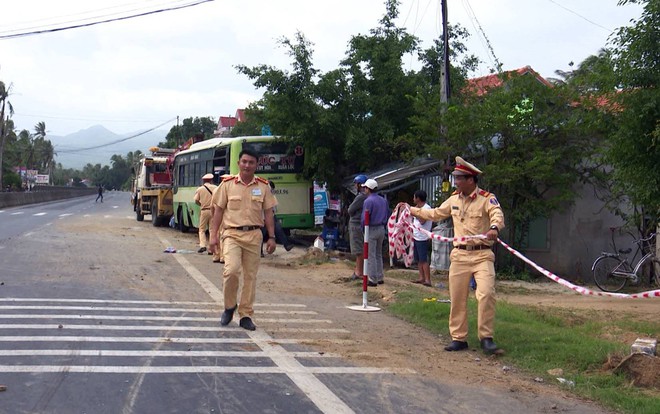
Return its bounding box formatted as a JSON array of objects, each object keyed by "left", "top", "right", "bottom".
[
  {"left": 131, "top": 148, "right": 176, "bottom": 226},
  {"left": 172, "top": 135, "right": 314, "bottom": 232}
]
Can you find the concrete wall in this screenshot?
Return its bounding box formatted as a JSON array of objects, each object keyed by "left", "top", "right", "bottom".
[
  {"left": 523, "top": 184, "right": 628, "bottom": 283},
  {"left": 0, "top": 186, "right": 96, "bottom": 209}
]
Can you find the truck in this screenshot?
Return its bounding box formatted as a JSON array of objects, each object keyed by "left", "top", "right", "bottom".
[{"left": 131, "top": 147, "right": 176, "bottom": 226}]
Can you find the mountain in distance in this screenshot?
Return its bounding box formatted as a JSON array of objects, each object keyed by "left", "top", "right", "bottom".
[{"left": 49, "top": 125, "right": 168, "bottom": 169}]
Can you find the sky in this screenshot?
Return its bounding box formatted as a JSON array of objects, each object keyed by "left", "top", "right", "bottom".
[{"left": 0, "top": 0, "right": 644, "bottom": 139}]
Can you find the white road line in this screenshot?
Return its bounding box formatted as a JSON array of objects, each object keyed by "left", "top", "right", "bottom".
[
  {"left": 0, "top": 323, "right": 336, "bottom": 331},
  {"left": 59, "top": 213, "right": 72, "bottom": 217},
  {"left": 0, "top": 305, "right": 219, "bottom": 313},
  {"left": 24, "top": 232, "right": 34, "bottom": 237},
  {"left": 10, "top": 212, "right": 24, "bottom": 215},
  {"left": 0, "top": 365, "right": 406, "bottom": 375},
  {"left": 0, "top": 350, "right": 337, "bottom": 358},
  {"left": 33, "top": 212, "right": 47, "bottom": 216},
  {"left": 0, "top": 336, "right": 254, "bottom": 343},
  {"left": 0, "top": 305, "right": 309, "bottom": 313},
  {"left": 0, "top": 336, "right": 357, "bottom": 345},
  {"left": 159, "top": 235, "right": 356, "bottom": 414},
  {"left": 0, "top": 311, "right": 317, "bottom": 321},
  {"left": 0, "top": 297, "right": 305, "bottom": 307}
]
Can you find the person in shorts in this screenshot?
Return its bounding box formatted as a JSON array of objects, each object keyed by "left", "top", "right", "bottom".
[
  {"left": 347, "top": 174, "right": 368, "bottom": 280},
  {"left": 411, "top": 190, "right": 433, "bottom": 286}
]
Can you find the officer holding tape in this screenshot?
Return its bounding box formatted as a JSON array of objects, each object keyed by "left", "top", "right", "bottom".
[{"left": 409, "top": 156, "right": 505, "bottom": 354}]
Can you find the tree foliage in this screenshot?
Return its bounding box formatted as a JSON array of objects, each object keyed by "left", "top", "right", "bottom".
[
  {"left": 605, "top": 0, "right": 660, "bottom": 231},
  {"left": 236, "top": 0, "right": 479, "bottom": 189},
  {"left": 160, "top": 116, "right": 217, "bottom": 149}
]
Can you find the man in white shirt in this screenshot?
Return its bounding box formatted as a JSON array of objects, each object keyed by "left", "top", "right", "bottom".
[{"left": 411, "top": 190, "right": 433, "bottom": 286}]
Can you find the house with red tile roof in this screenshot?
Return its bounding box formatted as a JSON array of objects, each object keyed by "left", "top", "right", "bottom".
[
  {"left": 465, "top": 66, "right": 554, "bottom": 96},
  {"left": 213, "top": 109, "right": 247, "bottom": 137}
]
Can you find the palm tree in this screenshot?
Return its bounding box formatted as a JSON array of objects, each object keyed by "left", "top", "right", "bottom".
[
  {"left": 33, "top": 122, "right": 55, "bottom": 184},
  {"left": 0, "top": 80, "right": 15, "bottom": 188}
]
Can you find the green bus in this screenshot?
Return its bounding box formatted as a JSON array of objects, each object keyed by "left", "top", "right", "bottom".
[{"left": 172, "top": 135, "right": 314, "bottom": 232}]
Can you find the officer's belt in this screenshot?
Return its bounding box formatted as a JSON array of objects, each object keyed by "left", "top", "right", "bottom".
[
  {"left": 454, "top": 244, "right": 491, "bottom": 251},
  {"left": 231, "top": 226, "right": 261, "bottom": 231}
]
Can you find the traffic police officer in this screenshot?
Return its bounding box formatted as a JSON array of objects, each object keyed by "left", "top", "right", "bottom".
[
  {"left": 409, "top": 156, "right": 505, "bottom": 354},
  {"left": 208, "top": 149, "right": 277, "bottom": 331},
  {"left": 194, "top": 173, "right": 217, "bottom": 254}
]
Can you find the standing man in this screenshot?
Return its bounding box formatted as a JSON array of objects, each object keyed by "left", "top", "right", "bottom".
[
  {"left": 409, "top": 156, "right": 505, "bottom": 354},
  {"left": 361, "top": 178, "right": 389, "bottom": 287},
  {"left": 411, "top": 190, "right": 433, "bottom": 287},
  {"left": 95, "top": 184, "right": 103, "bottom": 203},
  {"left": 194, "top": 173, "right": 217, "bottom": 254},
  {"left": 347, "top": 174, "right": 368, "bottom": 280},
  {"left": 208, "top": 149, "right": 277, "bottom": 331}
]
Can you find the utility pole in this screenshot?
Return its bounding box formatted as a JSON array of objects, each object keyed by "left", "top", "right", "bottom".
[
  {"left": 440, "top": 0, "right": 450, "bottom": 104},
  {"left": 440, "top": 0, "right": 451, "bottom": 194}
]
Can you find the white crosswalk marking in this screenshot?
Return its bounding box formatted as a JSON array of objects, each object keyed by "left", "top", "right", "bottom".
[
  {"left": 0, "top": 296, "right": 414, "bottom": 414},
  {"left": 33, "top": 212, "right": 47, "bottom": 216},
  {"left": 0, "top": 298, "right": 401, "bottom": 375}
]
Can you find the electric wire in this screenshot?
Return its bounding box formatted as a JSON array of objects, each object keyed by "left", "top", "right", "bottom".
[
  {"left": 0, "top": 0, "right": 214, "bottom": 40},
  {"left": 0, "top": 0, "right": 186, "bottom": 35},
  {"left": 547, "top": 0, "right": 613, "bottom": 32},
  {"left": 462, "top": 0, "right": 502, "bottom": 73},
  {"left": 56, "top": 118, "right": 175, "bottom": 153}
]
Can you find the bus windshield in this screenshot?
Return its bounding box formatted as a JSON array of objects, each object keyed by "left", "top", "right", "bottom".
[{"left": 242, "top": 141, "right": 304, "bottom": 174}]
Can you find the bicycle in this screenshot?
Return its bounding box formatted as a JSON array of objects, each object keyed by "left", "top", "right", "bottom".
[{"left": 591, "top": 231, "right": 659, "bottom": 293}]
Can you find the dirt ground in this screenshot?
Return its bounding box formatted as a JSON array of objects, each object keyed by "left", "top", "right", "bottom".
[{"left": 255, "top": 246, "right": 660, "bottom": 402}]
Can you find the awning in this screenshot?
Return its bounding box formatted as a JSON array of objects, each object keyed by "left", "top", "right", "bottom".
[{"left": 345, "top": 158, "right": 443, "bottom": 195}]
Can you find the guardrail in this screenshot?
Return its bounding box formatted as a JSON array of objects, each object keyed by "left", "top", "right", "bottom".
[{"left": 0, "top": 186, "right": 97, "bottom": 209}]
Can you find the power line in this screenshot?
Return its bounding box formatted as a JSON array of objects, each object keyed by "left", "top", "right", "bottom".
[
  {"left": 547, "top": 0, "right": 613, "bottom": 33},
  {"left": 0, "top": 0, "right": 214, "bottom": 40},
  {"left": 14, "top": 112, "right": 171, "bottom": 124},
  {"left": 462, "top": 0, "right": 502, "bottom": 73},
  {"left": 56, "top": 118, "right": 175, "bottom": 153},
  {"left": 0, "top": 0, "right": 185, "bottom": 34}
]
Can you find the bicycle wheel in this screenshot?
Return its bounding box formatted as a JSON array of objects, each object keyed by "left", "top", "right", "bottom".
[{"left": 593, "top": 256, "right": 629, "bottom": 292}]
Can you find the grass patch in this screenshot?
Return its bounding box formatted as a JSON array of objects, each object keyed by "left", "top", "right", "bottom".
[{"left": 386, "top": 288, "right": 660, "bottom": 414}]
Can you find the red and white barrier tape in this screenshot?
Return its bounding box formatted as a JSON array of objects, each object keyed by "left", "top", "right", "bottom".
[{"left": 388, "top": 203, "right": 660, "bottom": 299}]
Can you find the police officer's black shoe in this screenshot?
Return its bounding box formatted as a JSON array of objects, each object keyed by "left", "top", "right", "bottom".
[
  {"left": 367, "top": 280, "right": 378, "bottom": 287},
  {"left": 444, "top": 340, "right": 469, "bottom": 352},
  {"left": 239, "top": 317, "right": 256, "bottom": 331},
  {"left": 480, "top": 338, "right": 498, "bottom": 354},
  {"left": 198, "top": 247, "right": 207, "bottom": 253},
  {"left": 220, "top": 305, "right": 237, "bottom": 326},
  {"left": 284, "top": 244, "right": 294, "bottom": 252}
]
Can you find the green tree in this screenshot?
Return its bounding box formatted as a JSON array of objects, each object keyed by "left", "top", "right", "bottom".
[
  {"left": 160, "top": 117, "right": 217, "bottom": 148},
  {"left": 605, "top": 0, "right": 660, "bottom": 232},
  {"left": 230, "top": 103, "right": 265, "bottom": 137},
  {"left": 0, "top": 80, "right": 14, "bottom": 188},
  {"left": 422, "top": 72, "right": 603, "bottom": 253},
  {"left": 237, "top": 0, "right": 431, "bottom": 188}
]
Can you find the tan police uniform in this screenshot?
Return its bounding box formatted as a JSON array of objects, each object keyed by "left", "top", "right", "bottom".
[
  {"left": 211, "top": 174, "right": 277, "bottom": 319},
  {"left": 194, "top": 175, "right": 217, "bottom": 249},
  {"left": 211, "top": 175, "right": 232, "bottom": 263},
  {"left": 410, "top": 161, "right": 504, "bottom": 342}
]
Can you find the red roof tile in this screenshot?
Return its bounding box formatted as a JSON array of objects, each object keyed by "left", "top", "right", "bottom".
[{"left": 465, "top": 66, "right": 553, "bottom": 96}]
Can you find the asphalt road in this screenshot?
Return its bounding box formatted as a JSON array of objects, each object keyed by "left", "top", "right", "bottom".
[{"left": 0, "top": 192, "right": 610, "bottom": 414}]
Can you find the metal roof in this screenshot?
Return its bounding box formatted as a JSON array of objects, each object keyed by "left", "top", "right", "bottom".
[{"left": 345, "top": 158, "right": 443, "bottom": 195}]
